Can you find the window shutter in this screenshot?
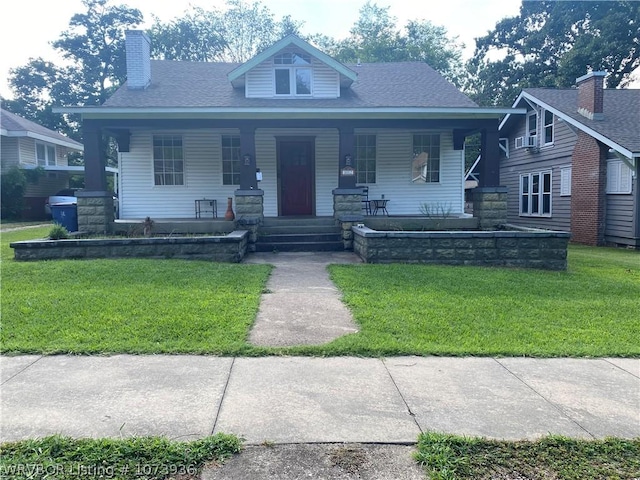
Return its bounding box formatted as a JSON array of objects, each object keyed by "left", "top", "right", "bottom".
[
  {"left": 607, "top": 162, "right": 620, "bottom": 193},
  {"left": 560, "top": 167, "right": 571, "bottom": 196}
]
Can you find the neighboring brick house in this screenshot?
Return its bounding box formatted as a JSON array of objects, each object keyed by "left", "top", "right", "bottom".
[
  {"left": 499, "top": 72, "right": 639, "bottom": 248},
  {"left": 0, "top": 108, "right": 84, "bottom": 219}
]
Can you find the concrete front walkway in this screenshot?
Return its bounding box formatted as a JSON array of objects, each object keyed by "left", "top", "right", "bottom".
[
  {"left": 2, "top": 355, "right": 638, "bottom": 443},
  {"left": 245, "top": 252, "right": 361, "bottom": 346}
]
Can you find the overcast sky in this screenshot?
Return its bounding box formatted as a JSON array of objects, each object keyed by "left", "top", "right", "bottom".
[{"left": 0, "top": 0, "right": 526, "bottom": 98}]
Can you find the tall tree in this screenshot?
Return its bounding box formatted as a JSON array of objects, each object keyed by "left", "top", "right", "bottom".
[
  {"left": 150, "top": 1, "right": 304, "bottom": 63},
  {"left": 3, "top": 0, "right": 143, "bottom": 137},
  {"left": 321, "top": 2, "right": 463, "bottom": 85},
  {"left": 466, "top": 1, "right": 640, "bottom": 106}
]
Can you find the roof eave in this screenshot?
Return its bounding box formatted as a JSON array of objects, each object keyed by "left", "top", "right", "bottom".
[
  {"left": 1, "top": 129, "right": 83, "bottom": 151},
  {"left": 55, "top": 106, "right": 524, "bottom": 121}
]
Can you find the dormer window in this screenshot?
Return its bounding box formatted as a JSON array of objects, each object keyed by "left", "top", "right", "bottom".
[{"left": 274, "top": 52, "right": 312, "bottom": 96}]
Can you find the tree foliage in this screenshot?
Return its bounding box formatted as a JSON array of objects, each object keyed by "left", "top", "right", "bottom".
[
  {"left": 320, "top": 2, "right": 464, "bottom": 84},
  {"left": 2, "top": 0, "right": 142, "bottom": 138},
  {"left": 466, "top": 1, "right": 640, "bottom": 106},
  {"left": 150, "top": 0, "right": 304, "bottom": 63}
]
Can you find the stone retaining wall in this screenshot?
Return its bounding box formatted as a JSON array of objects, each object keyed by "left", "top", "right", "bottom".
[
  {"left": 353, "top": 227, "right": 570, "bottom": 270},
  {"left": 11, "top": 231, "right": 248, "bottom": 262}
]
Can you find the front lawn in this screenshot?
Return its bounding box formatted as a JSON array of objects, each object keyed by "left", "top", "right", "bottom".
[
  {"left": 2, "top": 228, "right": 638, "bottom": 357},
  {"left": 1, "top": 227, "right": 271, "bottom": 354},
  {"left": 416, "top": 432, "right": 640, "bottom": 480},
  {"left": 315, "top": 245, "right": 639, "bottom": 357}
]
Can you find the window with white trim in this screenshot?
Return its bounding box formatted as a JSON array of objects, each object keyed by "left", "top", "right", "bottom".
[
  {"left": 560, "top": 167, "right": 571, "bottom": 196},
  {"left": 355, "top": 134, "right": 376, "bottom": 184},
  {"left": 412, "top": 134, "right": 440, "bottom": 183},
  {"left": 520, "top": 171, "right": 552, "bottom": 216},
  {"left": 526, "top": 110, "right": 537, "bottom": 137},
  {"left": 274, "top": 52, "right": 312, "bottom": 96},
  {"left": 543, "top": 109, "right": 554, "bottom": 145},
  {"left": 153, "top": 135, "right": 184, "bottom": 186},
  {"left": 36, "top": 143, "right": 56, "bottom": 166},
  {"left": 606, "top": 160, "right": 632, "bottom": 194},
  {"left": 222, "top": 135, "right": 241, "bottom": 185}
]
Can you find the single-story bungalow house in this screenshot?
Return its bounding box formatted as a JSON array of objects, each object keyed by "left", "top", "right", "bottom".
[
  {"left": 499, "top": 72, "right": 639, "bottom": 248},
  {"left": 58, "top": 32, "right": 523, "bottom": 242}
]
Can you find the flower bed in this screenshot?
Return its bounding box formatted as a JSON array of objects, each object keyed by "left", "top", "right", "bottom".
[
  {"left": 10, "top": 231, "right": 248, "bottom": 262},
  {"left": 352, "top": 225, "right": 570, "bottom": 270}
]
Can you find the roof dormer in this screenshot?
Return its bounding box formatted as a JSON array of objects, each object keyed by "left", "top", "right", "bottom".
[{"left": 227, "top": 35, "right": 357, "bottom": 99}]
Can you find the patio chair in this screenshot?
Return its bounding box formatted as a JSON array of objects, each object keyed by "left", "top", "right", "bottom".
[{"left": 360, "top": 186, "right": 371, "bottom": 215}]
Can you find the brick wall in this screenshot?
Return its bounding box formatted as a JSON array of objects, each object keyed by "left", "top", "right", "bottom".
[
  {"left": 570, "top": 131, "right": 607, "bottom": 245},
  {"left": 576, "top": 71, "right": 605, "bottom": 120},
  {"left": 125, "top": 30, "right": 151, "bottom": 89}
]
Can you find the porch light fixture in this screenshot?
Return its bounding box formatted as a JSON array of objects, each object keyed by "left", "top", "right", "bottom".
[
  {"left": 243, "top": 154, "right": 252, "bottom": 166},
  {"left": 344, "top": 154, "right": 352, "bottom": 166}
]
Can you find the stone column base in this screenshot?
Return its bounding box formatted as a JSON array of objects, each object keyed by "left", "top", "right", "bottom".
[
  {"left": 77, "top": 192, "right": 114, "bottom": 235},
  {"left": 472, "top": 186, "right": 507, "bottom": 230},
  {"left": 234, "top": 189, "right": 264, "bottom": 252},
  {"left": 333, "top": 188, "right": 363, "bottom": 219}
]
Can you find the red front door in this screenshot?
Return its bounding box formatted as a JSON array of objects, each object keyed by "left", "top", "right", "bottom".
[{"left": 279, "top": 140, "right": 314, "bottom": 216}]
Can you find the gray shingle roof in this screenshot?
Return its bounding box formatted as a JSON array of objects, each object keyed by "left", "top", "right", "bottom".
[
  {"left": 103, "top": 60, "right": 478, "bottom": 109},
  {"left": 0, "top": 108, "right": 83, "bottom": 149},
  {"left": 523, "top": 88, "right": 640, "bottom": 154}
]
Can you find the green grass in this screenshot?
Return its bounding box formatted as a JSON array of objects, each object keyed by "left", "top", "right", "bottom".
[
  {"left": 415, "top": 432, "right": 640, "bottom": 480},
  {"left": 1, "top": 227, "right": 271, "bottom": 354},
  {"left": 0, "top": 434, "right": 241, "bottom": 480},
  {"left": 297, "top": 245, "right": 638, "bottom": 357},
  {"left": 2, "top": 228, "right": 638, "bottom": 357}
]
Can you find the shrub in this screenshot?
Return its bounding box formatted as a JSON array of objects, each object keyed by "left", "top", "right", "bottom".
[{"left": 49, "top": 223, "right": 70, "bottom": 240}]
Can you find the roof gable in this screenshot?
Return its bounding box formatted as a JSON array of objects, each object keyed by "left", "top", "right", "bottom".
[
  {"left": 227, "top": 34, "right": 357, "bottom": 88},
  {"left": 500, "top": 88, "right": 640, "bottom": 157}
]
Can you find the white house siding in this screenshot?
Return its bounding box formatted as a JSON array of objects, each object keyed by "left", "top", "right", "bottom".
[
  {"left": 119, "top": 128, "right": 464, "bottom": 218},
  {"left": 357, "top": 129, "right": 464, "bottom": 215},
  {"left": 501, "top": 112, "right": 576, "bottom": 232},
  {"left": 119, "top": 129, "right": 239, "bottom": 219},
  {"left": 245, "top": 55, "right": 339, "bottom": 98}
]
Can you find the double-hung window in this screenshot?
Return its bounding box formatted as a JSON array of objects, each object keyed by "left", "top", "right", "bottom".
[
  {"left": 274, "top": 52, "right": 312, "bottom": 96},
  {"left": 36, "top": 143, "right": 56, "bottom": 166},
  {"left": 355, "top": 135, "right": 376, "bottom": 184},
  {"left": 221, "top": 135, "right": 241, "bottom": 185},
  {"left": 543, "top": 109, "right": 554, "bottom": 145},
  {"left": 606, "top": 160, "right": 633, "bottom": 194},
  {"left": 520, "top": 171, "right": 552, "bottom": 216},
  {"left": 412, "top": 134, "right": 440, "bottom": 183},
  {"left": 526, "top": 111, "right": 537, "bottom": 138},
  {"left": 153, "top": 135, "right": 184, "bottom": 185}
]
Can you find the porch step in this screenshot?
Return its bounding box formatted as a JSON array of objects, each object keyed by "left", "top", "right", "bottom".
[
  {"left": 255, "top": 240, "right": 344, "bottom": 252},
  {"left": 256, "top": 217, "right": 343, "bottom": 252},
  {"left": 262, "top": 217, "right": 336, "bottom": 227}
]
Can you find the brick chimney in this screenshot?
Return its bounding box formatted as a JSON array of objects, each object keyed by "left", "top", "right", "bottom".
[
  {"left": 576, "top": 71, "right": 605, "bottom": 120},
  {"left": 125, "top": 30, "right": 151, "bottom": 89}
]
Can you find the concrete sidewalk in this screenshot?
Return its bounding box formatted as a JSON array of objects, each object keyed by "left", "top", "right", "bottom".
[{"left": 2, "top": 355, "right": 638, "bottom": 443}]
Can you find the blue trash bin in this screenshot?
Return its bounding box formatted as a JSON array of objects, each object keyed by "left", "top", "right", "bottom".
[{"left": 50, "top": 203, "right": 78, "bottom": 232}]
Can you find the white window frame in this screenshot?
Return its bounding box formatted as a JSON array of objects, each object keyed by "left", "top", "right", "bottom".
[
  {"left": 221, "top": 134, "right": 241, "bottom": 186},
  {"left": 355, "top": 134, "right": 376, "bottom": 184},
  {"left": 520, "top": 171, "right": 552, "bottom": 217},
  {"left": 560, "top": 166, "right": 571, "bottom": 196},
  {"left": 273, "top": 52, "right": 313, "bottom": 96},
  {"left": 543, "top": 109, "right": 554, "bottom": 145},
  {"left": 152, "top": 135, "right": 185, "bottom": 186},
  {"left": 526, "top": 110, "right": 537, "bottom": 138},
  {"left": 411, "top": 134, "right": 440, "bottom": 183},
  {"left": 36, "top": 142, "right": 56, "bottom": 166},
  {"left": 606, "top": 160, "right": 633, "bottom": 194}
]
